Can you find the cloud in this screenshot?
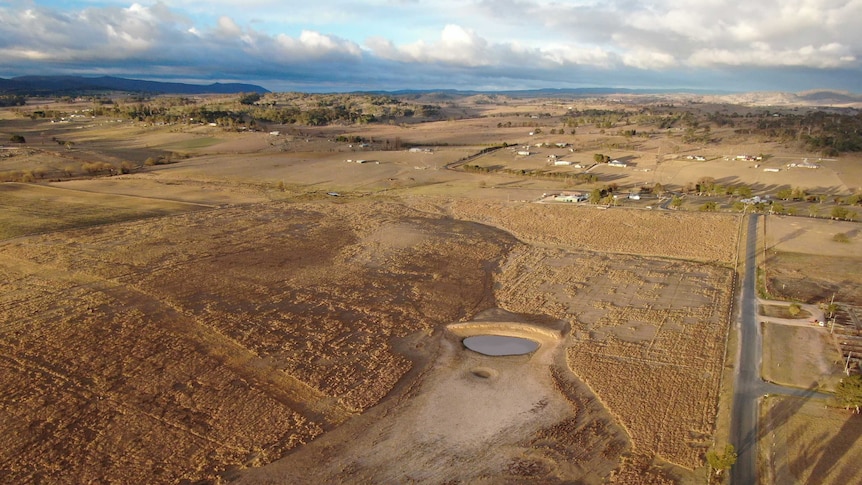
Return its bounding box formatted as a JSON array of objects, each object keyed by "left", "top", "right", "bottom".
[
  {"left": 689, "top": 42, "right": 856, "bottom": 69},
  {"left": 0, "top": 1, "right": 860, "bottom": 92},
  {"left": 368, "top": 24, "right": 491, "bottom": 66},
  {"left": 0, "top": 3, "right": 362, "bottom": 75}
]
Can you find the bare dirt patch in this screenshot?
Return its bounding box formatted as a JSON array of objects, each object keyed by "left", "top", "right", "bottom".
[{"left": 236, "top": 313, "right": 627, "bottom": 484}]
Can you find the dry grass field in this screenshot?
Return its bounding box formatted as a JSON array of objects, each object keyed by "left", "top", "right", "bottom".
[
  {"left": 764, "top": 216, "right": 862, "bottom": 305},
  {"left": 493, "top": 247, "right": 734, "bottom": 475},
  {"left": 450, "top": 200, "right": 740, "bottom": 264},
  {"left": 760, "top": 396, "right": 862, "bottom": 485},
  {"left": 0, "top": 199, "right": 518, "bottom": 483},
  {"left": 0, "top": 182, "right": 212, "bottom": 239},
  {"left": 1, "top": 94, "right": 860, "bottom": 483},
  {"left": 761, "top": 322, "right": 844, "bottom": 391}
]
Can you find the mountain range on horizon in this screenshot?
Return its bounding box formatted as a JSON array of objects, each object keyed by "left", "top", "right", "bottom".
[
  {"left": 0, "top": 76, "right": 860, "bottom": 108},
  {"left": 0, "top": 75, "right": 270, "bottom": 96}
]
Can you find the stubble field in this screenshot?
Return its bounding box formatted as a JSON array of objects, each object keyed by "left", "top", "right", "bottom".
[
  {"left": 0, "top": 191, "right": 738, "bottom": 483},
  {"left": 0, "top": 199, "right": 518, "bottom": 482},
  {"left": 2, "top": 94, "right": 858, "bottom": 484}
]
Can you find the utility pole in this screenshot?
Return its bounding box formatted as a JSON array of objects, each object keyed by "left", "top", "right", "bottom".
[{"left": 846, "top": 351, "right": 853, "bottom": 376}]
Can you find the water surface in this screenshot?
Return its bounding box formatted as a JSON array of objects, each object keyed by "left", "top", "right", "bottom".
[{"left": 463, "top": 335, "right": 539, "bottom": 356}]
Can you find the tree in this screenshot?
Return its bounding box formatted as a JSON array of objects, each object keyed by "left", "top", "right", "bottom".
[
  {"left": 9, "top": 134, "right": 25, "bottom": 143},
  {"left": 700, "top": 201, "right": 718, "bottom": 212},
  {"left": 589, "top": 188, "right": 603, "bottom": 204},
  {"left": 696, "top": 176, "right": 716, "bottom": 195},
  {"left": 736, "top": 185, "right": 753, "bottom": 198},
  {"left": 788, "top": 302, "right": 802, "bottom": 316},
  {"left": 831, "top": 206, "right": 849, "bottom": 220},
  {"left": 770, "top": 202, "right": 785, "bottom": 214},
  {"left": 707, "top": 444, "right": 737, "bottom": 476},
  {"left": 776, "top": 187, "right": 793, "bottom": 200},
  {"left": 835, "top": 375, "right": 862, "bottom": 413},
  {"left": 593, "top": 153, "right": 610, "bottom": 164},
  {"left": 238, "top": 92, "right": 262, "bottom": 105},
  {"left": 670, "top": 196, "right": 683, "bottom": 209}
]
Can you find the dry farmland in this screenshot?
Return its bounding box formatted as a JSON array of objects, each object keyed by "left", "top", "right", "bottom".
[
  {"left": 494, "top": 247, "right": 734, "bottom": 471},
  {"left": 760, "top": 396, "right": 862, "bottom": 485},
  {"left": 0, "top": 199, "right": 518, "bottom": 482},
  {"left": 1, "top": 93, "right": 860, "bottom": 484}
]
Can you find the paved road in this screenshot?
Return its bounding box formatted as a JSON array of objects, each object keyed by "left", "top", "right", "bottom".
[
  {"left": 730, "top": 214, "right": 761, "bottom": 485},
  {"left": 729, "top": 214, "right": 830, "bottom": 484}
]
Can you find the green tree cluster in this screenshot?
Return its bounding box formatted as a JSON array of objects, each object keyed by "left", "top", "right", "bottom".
[
  {"left": 593, "top": 153, "right": 611, "bottom": 164},
  {"left": 835, "top": 375, "right": 862, "bottom": 413},
  {"left": 706, "top": 444, "right": 737, "bottom": 476}
]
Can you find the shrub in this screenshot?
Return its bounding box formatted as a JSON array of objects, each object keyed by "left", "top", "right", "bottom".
[
  {"left": 82, "top": 162, "right": 114, "bottom": 174},
  {"left": 788, "top": 303, "right": 802, "bottom": 317},
  {"left": 833, "top": 232, "right": 851, "bottom": 243}
]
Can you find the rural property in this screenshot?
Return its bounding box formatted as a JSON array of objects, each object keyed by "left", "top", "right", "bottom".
[{"left": 1, "top": 90, "right": 861, "bottom": 484}]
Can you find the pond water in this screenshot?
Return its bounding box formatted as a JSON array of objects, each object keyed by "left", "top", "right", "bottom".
[{"left": 462, "top": 335, "right": 539, "bottom": 356}]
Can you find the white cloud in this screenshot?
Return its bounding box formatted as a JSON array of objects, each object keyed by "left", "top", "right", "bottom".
[
  {"left": 0, "top": 1, "right": 860, "bottom": 92},
  {"left": 368, "top": 24, "right": 491, "bottom": 66},
  {"left": 689, "top": 42, "right": 856, "bottom": 69},
  {"left": 273, "top": 31, "right": 362, "bottom": 61},
  {"left": 216, "top": 16, "right": 242, "bottom": 37},
  {"left": 622, "top": 49, "right": 678, "bottom": 70}
]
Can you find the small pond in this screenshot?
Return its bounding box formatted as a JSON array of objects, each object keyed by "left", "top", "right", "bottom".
[{"left": 463, "top": 335, "right": 539, "bottom": 356}]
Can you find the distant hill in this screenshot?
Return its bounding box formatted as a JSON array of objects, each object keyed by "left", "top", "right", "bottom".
[
  {"left": 703, "top": 90, "right": 862, "bottom": 108},
  {"left": 0, "top": 76, "right": 269, "bottom": 95},
  {"left": 364, "top": 87, "right": 729, "bottom": 99}
]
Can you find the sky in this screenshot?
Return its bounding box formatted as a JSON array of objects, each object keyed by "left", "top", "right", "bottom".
[{"left": 1, "top": 0, "right": 861, "bottom": 93}]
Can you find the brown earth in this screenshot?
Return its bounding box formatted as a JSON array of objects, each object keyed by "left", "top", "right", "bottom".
[
  {"left": 760, "top": 396, "right": 862, "bottom": 485},
  {"left": 0, "top": 199, "right": 518, "bottom": 483},
  {"left": 0, "top": 194, "right": 733, "bottom": 484},
  {"left": 2, "top": 97, "right": 858, "bottom": 484},
  {"left": 760, "top": 322, "right": 844, "bottom": 391},
  {"left": 236, "top": 312, "right": 628, "bottom": 484},
  {"left": 763, "top": 215, "right": 862, "bottom": 306}
]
